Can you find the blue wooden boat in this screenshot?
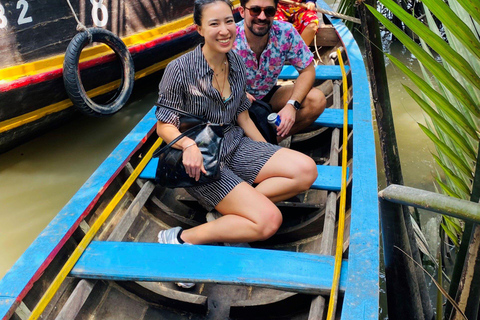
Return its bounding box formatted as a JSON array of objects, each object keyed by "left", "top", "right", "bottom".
[{"left": 0, "top": 3, "right": 379, "bottom": 319}]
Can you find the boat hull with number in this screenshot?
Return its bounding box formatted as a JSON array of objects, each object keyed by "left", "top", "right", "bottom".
[
  {"left": 0, "top": 2, "right": 379, "bottom": 319},
  {"left": 0, "top": 0, "right": 199, "bottom": 153}
]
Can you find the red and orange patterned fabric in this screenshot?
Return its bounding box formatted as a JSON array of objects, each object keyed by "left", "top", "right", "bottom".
[{"left": 275, "top": 0, "right": 319, "bottom": 34}]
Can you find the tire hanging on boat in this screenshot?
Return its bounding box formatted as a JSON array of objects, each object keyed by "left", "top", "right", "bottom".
[{"left": 63, "top": 28, "right": 135, "bottom": 116}]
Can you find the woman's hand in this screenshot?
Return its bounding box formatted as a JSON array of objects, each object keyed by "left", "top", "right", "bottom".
[
  {"left": 246, "top": 92, "right": 256, "bottom": 103},
  {"left": 306, "top": 2, "right": 316, "bottom": 10},
  {"left": 182, "top": 143, "right": 206, "bottom": 181}
]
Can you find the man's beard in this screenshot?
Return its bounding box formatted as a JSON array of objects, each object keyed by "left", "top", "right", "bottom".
[{"left": 247, "top": 19, "right": 272, "bottom": 37}]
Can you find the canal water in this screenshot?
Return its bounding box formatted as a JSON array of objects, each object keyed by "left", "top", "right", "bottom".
[{"left": 0, "top": 43, "right": 438, "bottom": 287}]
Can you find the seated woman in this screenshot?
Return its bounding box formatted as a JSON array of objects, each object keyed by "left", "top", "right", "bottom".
[
  {"left": 275, "top": 0, "right": 320, "bottom": 46},
  {"left": 156, "top": 0, "right": 317, "bottom": 251}
]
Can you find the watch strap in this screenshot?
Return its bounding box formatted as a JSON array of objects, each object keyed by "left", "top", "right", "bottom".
[{"left": 287, "top": 99, "right": 301, "bottom": 110}]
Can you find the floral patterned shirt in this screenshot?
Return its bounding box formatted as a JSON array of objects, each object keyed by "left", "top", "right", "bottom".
[{"left": 233, "top": 20, "right": 314, "bottom": 99}]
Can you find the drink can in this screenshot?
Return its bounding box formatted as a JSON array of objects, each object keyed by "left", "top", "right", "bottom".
[{"left": 267, "top": 113, "right": 281, "bottom": 127}]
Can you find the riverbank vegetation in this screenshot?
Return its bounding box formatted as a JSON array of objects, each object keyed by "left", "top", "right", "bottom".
[{"left": 338, "top": 0, "right": 480, "bottom": 317}]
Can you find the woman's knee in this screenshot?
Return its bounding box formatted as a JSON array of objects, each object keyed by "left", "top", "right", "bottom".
[
  {"left": 294, "top": 155, "right": 318, "bottom": 190},
  {"left": 255, "top": 205, "right": 283, "bottom": 240}
]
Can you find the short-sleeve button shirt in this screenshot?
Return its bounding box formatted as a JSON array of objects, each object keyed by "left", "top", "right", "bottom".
[
  {"left": 156, "top": 44, "right": 251, "bottom": 159},
  {"left": 233, "top": 20, "right": 314, "bottom": 100}
]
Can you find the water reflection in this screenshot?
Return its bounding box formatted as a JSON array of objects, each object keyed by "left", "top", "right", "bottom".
[
  {"left": 0, "top": 89, "right": 157, "bottom": 278},
  {"left": 376, "top": 47, "right": 437, "bottom": 192}
]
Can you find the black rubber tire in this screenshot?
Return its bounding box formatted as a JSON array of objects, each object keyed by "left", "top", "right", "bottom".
[{"left": 63, "top": 28, "right": 135, "bottom": 116}]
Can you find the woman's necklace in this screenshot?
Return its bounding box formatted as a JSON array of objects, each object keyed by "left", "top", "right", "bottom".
[{"left": 212, "top": 57, "right": 228, "bottom": 101}]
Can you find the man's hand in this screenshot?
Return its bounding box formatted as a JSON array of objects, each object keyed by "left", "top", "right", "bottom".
[
  {"left": 276, "top": 103, "right": 296, "bottom": 137},
  {"left": 306, "top": 2, "right": 316, "bottom": 10}
]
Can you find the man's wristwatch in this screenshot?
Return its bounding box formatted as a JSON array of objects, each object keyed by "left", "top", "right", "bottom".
[{"left": 287, "top": 99, "right": 301, "bottom": 110}]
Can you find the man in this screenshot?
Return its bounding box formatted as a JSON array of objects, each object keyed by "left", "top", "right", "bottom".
[{"left": 233, "top": 0, "right": 326, "bottom": 139}]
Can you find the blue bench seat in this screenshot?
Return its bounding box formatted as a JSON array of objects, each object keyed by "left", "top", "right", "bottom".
[
  {"left": 140, "top": 161, "right": 348, "bottom": 191},
  {"left": 72, "top": 241, "right": 348, "bottom": 294},
  {"left": 278, "top": 65, "right": 350, "bottom": 80}
]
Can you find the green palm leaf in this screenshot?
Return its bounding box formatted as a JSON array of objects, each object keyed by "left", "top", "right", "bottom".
[
  {"left": 433, "top": 154, "right": 471, "bottom": 197},
  {"left": 378, "top": 0, "right": 480, "bottom": 91},
  {"left": 366, "top": 4, "right": 480, "bottom": 117},
  {"left": 404, "top": 86, "right": 476, "bottom": 160},
  {"left": 419, "top": 124, "right": 474, "bottom": 178},
  {"left": 386, "top": 53, "right": 478, "bottom": 139},
  {"left": 422, "top": 0, "right": 480, "bottom": 61},
  {"left": 455, "top": 0, "right": 480, "bottom": 26}
]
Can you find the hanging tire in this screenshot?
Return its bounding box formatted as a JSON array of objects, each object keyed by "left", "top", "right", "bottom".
[{"left": 63, "top": 28, "right": 135, "bottom": 117}]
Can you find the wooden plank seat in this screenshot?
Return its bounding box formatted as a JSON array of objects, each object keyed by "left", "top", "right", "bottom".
[
  {"left": 139, "top": 160, "right": 347, "bottom": 191},
  {"left": 311, "top": 108, "right": 353, "bottom": 128},
  {"left": 71, "top": 241, "right": 348, "bottom": 295},
  {"left": 278, "top": 65, "right": 350, "bottom": 80}
]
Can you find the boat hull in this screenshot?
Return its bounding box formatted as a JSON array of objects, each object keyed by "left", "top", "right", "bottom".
[
  {"left": 0, "top": 0, "right": 198, "bottom": 153},
  {"left": 0, "top": 1, "right": 379, "bottom": 318}
]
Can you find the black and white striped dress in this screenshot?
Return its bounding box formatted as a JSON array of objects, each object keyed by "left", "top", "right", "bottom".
[{"left": 156, "top": 44, "right": 281, "bottom": 210}]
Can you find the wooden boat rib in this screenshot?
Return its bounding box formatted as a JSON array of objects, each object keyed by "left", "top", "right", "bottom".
[{"left": 0, "top": 4, "right": 379, "bottom": 320}]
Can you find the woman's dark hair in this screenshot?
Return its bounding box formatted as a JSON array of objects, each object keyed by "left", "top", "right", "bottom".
[
  {"left": 239, "top": 0, "right": 279, "bottom": 7},
  {"left": 193, "top": 0, "right": 234, "bottom": 25}
]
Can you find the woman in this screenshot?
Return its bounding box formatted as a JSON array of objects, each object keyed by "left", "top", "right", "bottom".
[{"left": 156, "top": 0, "right": 317, "bottom": 248}]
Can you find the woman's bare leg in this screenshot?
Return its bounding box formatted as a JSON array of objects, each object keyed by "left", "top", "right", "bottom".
[
  {"left": 180, "top": 182, "right": 282, "bottom": 244},
  {"left": 254, "top": 148, "right": 317, "bottom": 203}
]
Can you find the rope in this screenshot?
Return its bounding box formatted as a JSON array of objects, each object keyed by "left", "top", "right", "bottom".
[
  {"left": 65, "top": 0, "right": 92, "bottom": 42},
  {"left": 326, "top": 48, "right": 349, "bottom": 320},
  {"left": 27, "top": 136, "right": 164, "bottom": 320}
]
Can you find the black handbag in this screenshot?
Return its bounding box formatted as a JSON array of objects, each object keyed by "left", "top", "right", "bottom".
[
  {"left": 248, "top": 100, "right": 278, "bottom": 144},
  {"left": 153, "top": 104, "right": 224, "bottom": 188}
]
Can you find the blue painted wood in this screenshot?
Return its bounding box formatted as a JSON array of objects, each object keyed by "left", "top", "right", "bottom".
[
  {"left": 317, "top": 2, "right": 380, "bottom": 319},
  {"left": 141, "top": 161, "right": 346, "bottom": 191},
  {"left": 312, "top": 108, "right": 353, "bottom": 128},
  {"left": 0, "top": 108, "right": 158, "bottom": 319},
  {"left": 278, "top": 65, "right": 350, "bottom": 80},
  {"left": 312, "top": 166, "right": 349, "bottom": 191},
  {"left": 71, "top": 241, "right": 348, "bottom": 294}
]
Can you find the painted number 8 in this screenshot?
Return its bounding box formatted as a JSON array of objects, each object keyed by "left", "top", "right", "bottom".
[
  {"left": 90, "top": 0, "right": 108, "bottom": 27},
  {"left": 0, "top": 4, "right": 7, "bottom": 28}
]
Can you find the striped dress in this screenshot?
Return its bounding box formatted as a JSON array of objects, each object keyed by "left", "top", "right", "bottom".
[{"left": 156, "top": 44, "right": 280, "bottom": 210}]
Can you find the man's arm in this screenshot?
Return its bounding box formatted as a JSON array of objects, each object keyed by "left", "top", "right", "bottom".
[{"left": 276, "top": 62, "right": 315, "bottom": 137}]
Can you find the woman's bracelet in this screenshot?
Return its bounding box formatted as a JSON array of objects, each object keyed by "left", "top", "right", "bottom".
[{"left": 183, "top": 142, "right": 196, "bottom": 151}]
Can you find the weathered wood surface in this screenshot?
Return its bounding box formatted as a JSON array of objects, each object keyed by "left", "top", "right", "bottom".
[{"left": 71, "top": 241, "right": 348, "bottom": 295}]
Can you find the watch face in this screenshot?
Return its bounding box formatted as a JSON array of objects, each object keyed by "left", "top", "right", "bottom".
[{"left": 294, "top": 101, "right": 301, "bottom": 110}]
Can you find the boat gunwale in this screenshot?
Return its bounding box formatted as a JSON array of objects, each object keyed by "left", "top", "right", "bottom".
[{"left": 319, "top": 4, "right": 380, "bottom": 320}]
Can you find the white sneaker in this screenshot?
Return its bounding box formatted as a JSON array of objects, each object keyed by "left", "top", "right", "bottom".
[{"left": 157, "top": 227, "right": 195, "bottom": 289}]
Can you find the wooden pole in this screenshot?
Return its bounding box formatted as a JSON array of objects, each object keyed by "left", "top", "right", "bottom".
[{"left": 358, "top": 1, "right": 434, "bottom": 319}]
